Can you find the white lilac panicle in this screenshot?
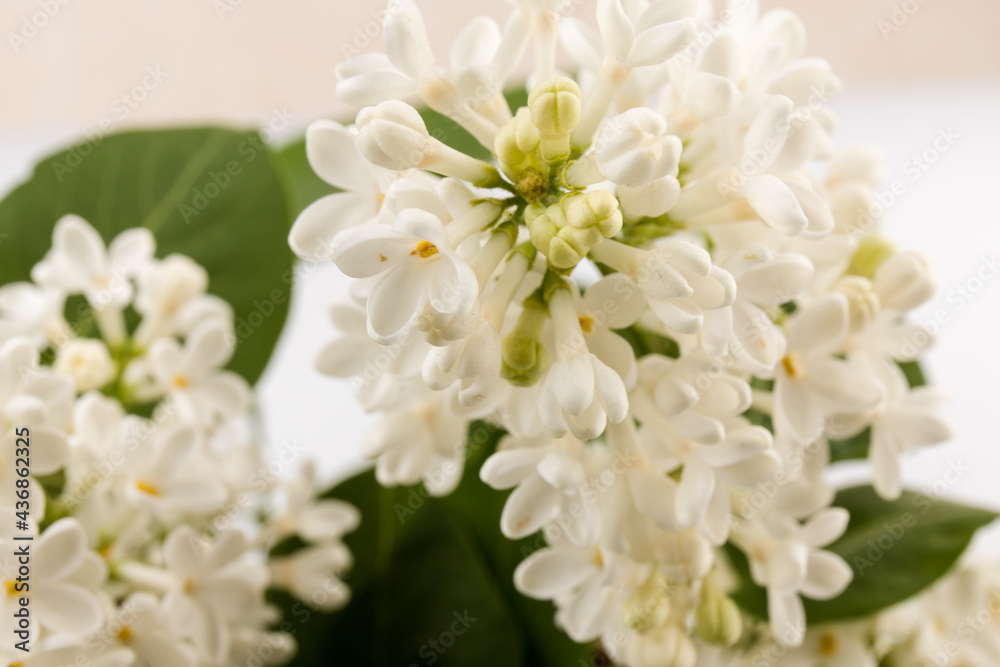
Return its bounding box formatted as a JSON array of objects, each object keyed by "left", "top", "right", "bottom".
[
  {"left": 0, "top": 215, "right": 358, "bottom": 665},
  {"left": 300, "top": 0, "right": 959, "bottom": 662}
]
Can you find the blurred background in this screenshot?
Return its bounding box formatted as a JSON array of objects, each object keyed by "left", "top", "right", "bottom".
[{"left": 2, "top": 0, "right": 999, "bottom": 546}]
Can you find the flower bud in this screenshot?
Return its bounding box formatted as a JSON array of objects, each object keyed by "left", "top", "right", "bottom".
[
  {"left": 495, "top": 108, "right": 543, "bottom": 182},
  {"left": 528, "top": 77, "right": 582, "bottom": 161},
  {"left": 55, "top": 338, "right": 116, "bottom": 392},
  {"left": 832, "top": 275, "right": 880, "bottom": 335},
  {"left": 624, "top": 569, "right": 671, "bottom": 633},
  {"left": 501, "top": 296, "right": 550, "bottom": 386},
  {"left": 357, "top": 100, "right": 499, "bottom": 185},
  {"left": 357, "top": 100, "right": 431, "bottom": 170},
  {"left": 847, "top": 233, "right": 896, "bottom": 279},
  {"left": 695, "top": 582, "right": 742, "bottom": 647},
  {"left": 873, "top": 250, "right": 936, "bottom": 312},
  {"left": 528, "top": 193, "right": 623, "bottom": 270}
]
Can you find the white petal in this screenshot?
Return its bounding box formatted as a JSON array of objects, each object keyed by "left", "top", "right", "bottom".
[
  {"left": 35, "top": 518, "right": 86, "bottom": 580},
  {"left": 367, "top": 263, "right": 427, "bottom": 341},
  {"left": 628, "top": 470, "right": 682, "bottom": 531},
  {"left": 515, "top": 548, "right": 599, "bottom": 599},
  {"left": 786, "top": 293, "right": 849, "bottom": 356},
  {"left": 596, "top": 0, "right": 635, "bottom": 65},
  {"left": 801, "top": 551, "right": 852, "bottom": 600},
  {"left": 383, "top": 0, "right": 435, "bottom": 81},
  {"left": 480, "top": 447, "right": 548, "bottom": 490},
  {"left": 768, "top": 589, "right": 805, "bottom": 647},
  {"left": 745, "top": 175, "right": 807, "bottom": 236},
  {"left": 336, "top": 70, "right": 420, "bottom": 107},
  {"left": 676, "top": 459, "right": 716, "bottom": 527},
  {"left": 290, "top": 192, "right": 376, "bottom": 261},
  {"left": 744, "top": 95, "right": 794, "bottom": 172},
  {"left": 801, "top": 508, "right": 850, "bottom": 550},
  {"left": 305, "top": 120, "right": 374, "bottom": 191},
  {"left": 626, "top": 18, "right": 696, "bottom": 68},
  {"left": 36, "top": 582, "right": 102, "bottom": 635},
  {"left": 551, "top": 355, "right": 596, "bottom": 416},
  {"left": 501, "top": 475, "right": 562, "bottom": 539},
  {"left": 331, "top": 224, "right": 415, "bottom": 279},
  {"left": 109, "top": 228, "right": 155, "bottom": 273}
]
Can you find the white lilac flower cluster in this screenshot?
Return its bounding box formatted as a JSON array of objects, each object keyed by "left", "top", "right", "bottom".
[
  {"left": 294, "top": 0, "right": 953, "bottom": 662},
  {"left": 0, "top": 216, "right": 358, "bottom": 667},
  {"left": 701, "top": 559, "right": 1000, "bottom": 666}
]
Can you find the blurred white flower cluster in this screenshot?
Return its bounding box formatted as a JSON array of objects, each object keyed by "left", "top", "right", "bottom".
[
  {"left": 0, "top": 216, "right": 358, "bottom": 667},
  {"left": 294, "top": 0, "right": 959, "bottom": 662}
]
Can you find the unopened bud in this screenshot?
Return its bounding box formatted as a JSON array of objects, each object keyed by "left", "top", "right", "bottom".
[
  {"left": 696, "top": 577, "right": 742, "bottom": 647},
  {"left": 847, "top": 233, "right": 896, "bottom": 279},
  {"left": 624, "top": 569, "right": 671, "bottom": 633},
  {"left": 832, "top": 275, "right": 880, "bottom": 335},
  {"left": 528, "top": 77, "right": 582, "bottom": 161}
]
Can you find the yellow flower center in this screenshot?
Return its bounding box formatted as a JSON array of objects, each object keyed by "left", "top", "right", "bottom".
[
  {"left": 411, "top": 241, "right": 439, "bottom": 259},
  {"left": 818, "top": 632, "right": 838, "bottom": 656},
  {"left": 183, "top": 578, "right": 196, "bottom": 594},
  {"left": 171, "top": 375, "right": 189, "bottom": 389},
  {"left": 781, "top": 353, "right": 804, "bottom": 379},
  {"left": 135, "top": 479, "right": 160, "bottom": 496},
  {"left": 4, "top": 580, "right": 20, "bottom": 598},
  {"left": 578, "top": 316, "right": 595, "bottom": 333},
  {"left": 116, "top": 625, "right": 133, "bottom": 642}
]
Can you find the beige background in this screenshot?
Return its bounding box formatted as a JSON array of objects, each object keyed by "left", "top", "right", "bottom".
[{"left": 2, "top": 0, "right": 999, "bottom": 130}]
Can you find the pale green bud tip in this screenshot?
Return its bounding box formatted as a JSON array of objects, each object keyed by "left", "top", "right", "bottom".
[
  {"left": 848, "top": 233, "right": 897, "bottom": 279},
  {"left": 696, "top": 589, "right": 742, "bottom": 646},
  {"left": 528, "top": 77, "right": 582, "bottom": 136},
  {"left": 623, "top": 571, "right": 671, "bottom": 633},
  {"left": 501, "top": 339, "right": 549, "bottom": 386},
  {"left": 565, "top": 191, "right": 623, "bottom": 238}
]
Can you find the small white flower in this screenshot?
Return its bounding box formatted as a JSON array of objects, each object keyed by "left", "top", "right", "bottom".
[
  {"left": 772, "top": 294, "right": 883, "bottom": 444},
  {"left": 0, "top": 518, "right": 105, "bottom": 637},
  {"left": 269, "top": 543, "right": 354, "bottom": 612},
  {"left": 590, "top": 239, "right": 737, "bottom": 335},
  {"left": 145, "top": 320, "right": 251, "bottom": 423},
  {"left": 538, "top": 286, "right": 629, "bottom": 440},
  {"left": 133, "top": 254, "right": 232, "bottom": 345},
  {"left": 360, "top": 389, "right": 470, "bottom": 495},
  {"left": 330, "top": 208, "right": 482, "bottom": 343},
  {"left": 289, "top": 120, "right": 394, "bottom": 261},
  {"left": 735, "top": 508, "right": 853, "bottom": 647},
  {"left": 702, "top": 243, "right": 814, "bottom": 374},
  {"left": 162, "top": 527, "right": 267, "bottom": 664},
  {"left": 54, "top": 337, "right": 116, "bottom": 392},
  {"left": 122, "top": 423, "right": 227, "bottom": 520},
  {"left": 481, "top": 434, "right": 602, "bottom": 545}
]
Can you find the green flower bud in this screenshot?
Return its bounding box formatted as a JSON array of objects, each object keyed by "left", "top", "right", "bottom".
[
  {"left": 847, "top": 233, "right": 897, "bottom": 279},
  {"left": 528, "top": 77, "right": 582, "bottom": 162},
  {"left": 623, "top": 569, "right": 671, "bottom": 633},
  {"left": 696, "top": 576, "right": 742, "bottom": 647},
  {"left": 501, "top": 295, "right": 550, "bottom": 386},
  {"left": 528, "top": 77, "right": 582, "bottom": 135},
  {"left": 495, "top": 108, "right": 544, "bottom": 182}
]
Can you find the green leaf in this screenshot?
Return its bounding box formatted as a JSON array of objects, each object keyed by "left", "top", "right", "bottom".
[
  {"left": 270, "top": 422, "right": 593, "bottom": 666},
  {"left": 0, "top": 127, "right": 295, "bottom": 385},
  {"left": 898, "top": 359, "right": 927, "bottom": 388},
  {"left": 727, "top": 485, "right": 996, "bottom": 626}
]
